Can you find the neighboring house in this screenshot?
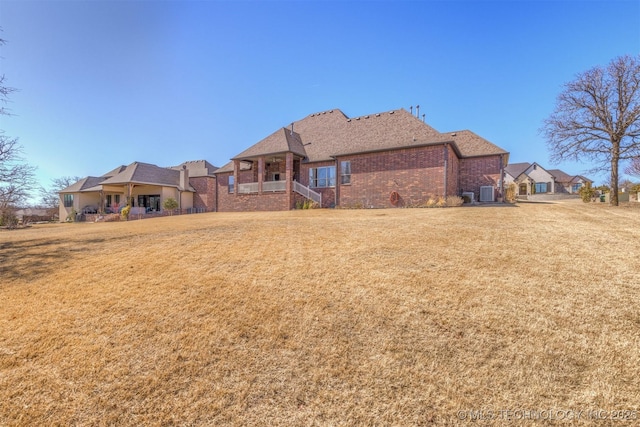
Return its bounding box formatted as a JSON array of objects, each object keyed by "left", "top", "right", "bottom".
[
  {"left": 504, "top": 162, "right": 592, "bottom": 196},
  {"left": 14, "top": 208, "right": 55, "bottom": 223},
  {"left": 547, "top": 169, "right": 593, "bottom": 194},
  {"left": 59, "top": 160, "right": 217, "bottom": 221},
  {"left": 215, "top": 108, "right": 509, "bottom": 211}
]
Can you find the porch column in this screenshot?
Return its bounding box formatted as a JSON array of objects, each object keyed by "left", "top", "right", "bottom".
[
  {"left": 126, "top": 184, "right": 134, "bottom": 206},
  {"left": 258, "top": 157, "right": 264, "bottom": 194},
  {"left": 286, "top": 152, "right": 293, "bottom": 208},
  {"left": 443, "top": 144, "right": 448, "bottom": 197},
  {"left": 233, "top": 160, "right": 239, "bottom": 197},
  {"left": 498, "top": 154, "right": 505, "bottom": 200}
]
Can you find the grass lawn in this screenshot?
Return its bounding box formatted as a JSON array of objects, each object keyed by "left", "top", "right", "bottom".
[{"left": 1, "top": 201, "right": 639, "bottom": 425}]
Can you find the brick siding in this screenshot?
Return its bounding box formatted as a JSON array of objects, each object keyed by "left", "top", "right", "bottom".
[
  {"left": 189, "top": 176, "right": 216, "bottom": 212},
  {"left": 458, "top": 156, "right": 502, "bottom": 200},
  {"left": 215, "top": 149, "right": 504, "bottom": 211},
  {"left": 337, "top": 145, "right": 449, "bottom": 208},
  {"left": 216, "top": 171, "right": 293, "bottom": 212}
]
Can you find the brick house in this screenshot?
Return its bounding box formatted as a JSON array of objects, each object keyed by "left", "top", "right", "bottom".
[
  {"left": 60, "top": 108, "right": 509, "bottom": 218},
  {"left": 214, "top": 108, "right": 509, "bottom": 211}
]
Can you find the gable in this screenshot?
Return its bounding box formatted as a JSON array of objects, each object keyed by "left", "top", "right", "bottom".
[
  {"left": 232, "top": 128, "right": 308, "bottom": 160},
  {"left": 504, "top": 162, "right": 530, "bottom": 179},
  {"left": 523, "top": 163, "right": 554, "bottom": 182},
  {"left": 447, "top": 130, "right": 508, "bottom": 158}
]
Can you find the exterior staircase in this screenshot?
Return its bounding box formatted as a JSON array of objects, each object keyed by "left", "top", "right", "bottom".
[{"left": 293, "top": 181, "right": 322, "bottom": 205}]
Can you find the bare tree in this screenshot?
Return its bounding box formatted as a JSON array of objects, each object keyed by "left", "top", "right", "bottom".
[
  {"left": 39, "top": 176, "right": 82, "bottom": 211},
  {"left": 625, "top": 156, "right": 640, "bottom": 178},
  {"left": 542, "top": 55, "right": 640, "bottom": 206},
  {"left": 0, "top": 33, "right": 37, "bottom": 225},
  {"left": 0, "top": 34, "right": 16, "bottom": 116},
  {"left": 0, "top": 133, "right": 37, "bottom": 207}
]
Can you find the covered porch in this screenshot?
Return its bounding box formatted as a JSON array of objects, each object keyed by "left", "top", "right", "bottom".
[
  {"left": 84, "top": 183, "right": 192, "bottom": 214},
  {"left": 232, "top": 152, "right": 300, "bottom": 194},
  {"left": 231, "top": 152, "right": 321, "bottom": 205}
]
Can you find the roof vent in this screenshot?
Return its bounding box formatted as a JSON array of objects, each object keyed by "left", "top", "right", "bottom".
[
  {"left": 365, "top": 115, "right": 369, "bottom": 119},
  {"left": 356, "top": 117, "right": 360, "bottom": 120},
  {"left": 389, "top": 111, "right": 394, "bottom": 114},
  {"left": 347, "top": 119, "right": 351, "bottom": 122},
  {"left": 376, "top": 113, "right": 380, "bottom": 117},
  {"left": 451, "top": 133, "right": 457, "bottom": 137}
]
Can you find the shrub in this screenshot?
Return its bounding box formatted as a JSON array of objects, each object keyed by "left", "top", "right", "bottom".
[
  {"left": 66, "top": 208, "right": 77, "bottom": 223},
  {"left": 505, "top": 183, "right": 517, "bottom": 203},
  {"left": 424, "top": 196, "right": 438, "bottom": 208},
  {"left": 163, "top": 197, "right": 179, "bottom": 215},
  {"left": 301, "top": 199, "right": 319, "bottom": 209},
  {"left": 445, "top": 195, "right": 464, "bottom": 207},
  {"left": 579, "top": 183, "right": 597, "bottom": 203},
  {"left": 120, "top": 205, "right": 131, "bottom": 221},
  {"left": 0, "top": 210, "right": 18, "bottom": 228}
]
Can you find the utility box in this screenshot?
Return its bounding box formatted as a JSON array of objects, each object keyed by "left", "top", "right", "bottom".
[{"left": 479, "top": 186, "right": 495, "bottom": 202}]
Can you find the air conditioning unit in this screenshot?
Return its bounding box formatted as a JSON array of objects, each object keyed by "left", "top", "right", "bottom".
[
  {"left": 480, "top": 186, "right": 495, "bottom": 202},
  {"left": 461, "top": 192, "right": 474, "bottom": 203}
]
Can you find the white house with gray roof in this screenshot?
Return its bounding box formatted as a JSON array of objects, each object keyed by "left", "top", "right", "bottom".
[{"left": 504, "top": 162, "right": 592, "bottom": 197}]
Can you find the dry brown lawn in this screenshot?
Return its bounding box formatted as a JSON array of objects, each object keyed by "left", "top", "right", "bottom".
[{"left": 1, "top": 201, "right": 639, "bottom": 426}]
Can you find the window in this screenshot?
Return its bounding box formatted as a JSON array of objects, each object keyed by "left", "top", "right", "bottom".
[
  {"left": 115, "top": 194, "right": 120, "bottom": 204},
  {"left": 137, "top": 195, "right": 161, "bottom": 211},
  {"left": 572, "top": 183, "right": 582, "bottom": 193},
  {"left": 106, "top": 195, "right": 112, "bottom": 207},
  {"left": 340, "top": 161, "right": 351, "bottom": 185},
  {"left": 309, "top": 166, "right": 336, "bottom": 188},
  {"left": 63, "top": 194, "right": 73, "bottom": 208},
  {"left": 535, "top": 182, "right": 548, "bottom": 193},
  {"left": 228, "top": 175, "right": 235, "bottom": 193}
]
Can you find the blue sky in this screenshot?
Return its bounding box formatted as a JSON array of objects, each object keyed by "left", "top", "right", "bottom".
[{"left": 1, "top": 0, "right": 639, "bottom": 198}]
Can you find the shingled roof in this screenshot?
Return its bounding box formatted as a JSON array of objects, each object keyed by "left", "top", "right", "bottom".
[
  {"left": 223, "top": 108, "right": 507, "bottom": 168},
  {"left": 232, "top": 128, "right": 308, "bottom": 160},
  {"left": 446, "top": 130, "right": 508, "bottom": 158},
  {"left": 101, "top": 165, "right": 127, "bottom": 178},
  {"left": 548, "top": 169, "right": 592, "bottom": 184},
  {"left": 100, "top": 162, "right": 190, "bottom": 189},
  {"left": 61, "top": 160, "right": 218, "bottom": 193},
  {"left": 59, "top": 176, "right": 106, "bottom": 193},
  {"left": 505, "top": 162, "right": 531, "bottom": 179}
]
